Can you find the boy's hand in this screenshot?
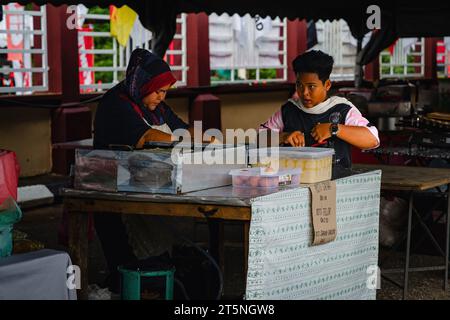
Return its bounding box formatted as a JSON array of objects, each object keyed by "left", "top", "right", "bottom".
[
  {"left": 284, "top": 131, "right": 305, "bottom": 147},
  {"left": 311, "top": 123, "right": 332, "bottom": 143}
]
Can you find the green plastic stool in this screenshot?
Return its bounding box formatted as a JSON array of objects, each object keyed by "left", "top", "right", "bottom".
[{"left": 118, "top": 266, "right": 175, "bottom": 300}]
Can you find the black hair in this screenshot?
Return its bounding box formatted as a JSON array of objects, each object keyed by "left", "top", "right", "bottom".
[{"left": 292, "top": 50, "right": 334, "bottom": 83}]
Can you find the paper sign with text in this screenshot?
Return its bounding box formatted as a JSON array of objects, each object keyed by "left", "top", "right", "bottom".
[{"left": 309, "top": 181, "right": 337, "bottom": 245}]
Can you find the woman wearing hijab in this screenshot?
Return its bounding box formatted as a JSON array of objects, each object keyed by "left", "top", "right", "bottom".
[
  {"left": 94, "top": 48, "right": 189, "bottom": 150},
  {"left": 92, "top": 49, "right": 190, "bottom": 292}
]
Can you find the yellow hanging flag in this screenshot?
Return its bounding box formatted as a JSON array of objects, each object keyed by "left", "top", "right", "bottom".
[{"left": 109, "top": 5, "right": 138, "bottom": 47}]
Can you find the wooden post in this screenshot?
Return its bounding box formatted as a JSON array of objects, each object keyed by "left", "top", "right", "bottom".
[
  {"left": 47, "top": 4, "right": 91, "bottom": 174},
  {"left": 186, "top": 13, "right": 222, "bottom": 131},
  {"left": 364, "top": 55, "right": 380, "bottom": 82},
  {"left": 46, "top": 4, "right": 63, "bottom": 94},
  {"left": 286, "top": 19, "right": 307, "bottom": 83},
  {"left": 186, "top": 13, "right": 211, "bottom": 87},
  {"left": 32, "top": 4, "right": 43, "bottom": 87},
  {"left": 425, "top": 38, "right": 438, "bottom": 80},
  {"left": 46, "top": 4, "right": 80, "bottom": 98}
]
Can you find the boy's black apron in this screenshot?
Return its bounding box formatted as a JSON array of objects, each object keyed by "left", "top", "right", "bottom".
[{"left": 281, "top": 101, "right": 353, "bottom": 169}]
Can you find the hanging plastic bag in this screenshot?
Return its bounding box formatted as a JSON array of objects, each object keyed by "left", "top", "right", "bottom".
[{"left": 0, "top": 150, "right": 20, "bottom": 207}]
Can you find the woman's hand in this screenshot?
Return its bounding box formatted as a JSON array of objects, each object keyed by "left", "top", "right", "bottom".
[
  {"left": 311, "top": 123, "right": 332, "bottom": 143},
  {"left": 209, "top": 136, "right": 222, "bottom": 144},
  {"left": 136, "top": 128, "right": 173, "bottom": 148},
  {"left": 284, "top": 131, "right": 305, "bottom": 147}
]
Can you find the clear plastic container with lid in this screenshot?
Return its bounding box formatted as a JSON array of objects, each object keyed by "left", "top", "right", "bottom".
[
  {"left": 249, "top": 147, "right": 335, "bottom": 184},
  {"left": 229, "top": 167, "right": 302, "bottom": 188}
]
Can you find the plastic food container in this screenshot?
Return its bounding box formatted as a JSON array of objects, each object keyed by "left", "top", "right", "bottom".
[
  {"left": 229, "top": 167, "right": 302, "bottom": 188},
  {"left": 249, "top": 147, "right": 334, "bottom": 184}
]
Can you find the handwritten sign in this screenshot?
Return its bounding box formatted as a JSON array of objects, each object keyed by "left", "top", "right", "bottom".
[{"left": 309, "top": 181, "right": 337, "bottom": 245}]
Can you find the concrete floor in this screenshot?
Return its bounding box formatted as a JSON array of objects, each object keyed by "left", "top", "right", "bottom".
[{"left": 13, "top": 203, "right": 450, "bottom": 300}]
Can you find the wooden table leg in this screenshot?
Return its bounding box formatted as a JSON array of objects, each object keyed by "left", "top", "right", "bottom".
[
  {"left": 208, "top": 219, "right": 225, "bottom": 274},
  {"left": 207, "top": 219, "right": 224, "bottom": 298},
  {"left": 67, "top": 209, "right": 89, "bottom": 300}
]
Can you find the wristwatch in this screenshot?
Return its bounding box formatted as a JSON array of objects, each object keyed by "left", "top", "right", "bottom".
[
  {"left": 330, "top": 123, "right": 339, "bottom": 137},
  {"left": 329, "top": 112, "right": 341, "bottom": 138}
]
